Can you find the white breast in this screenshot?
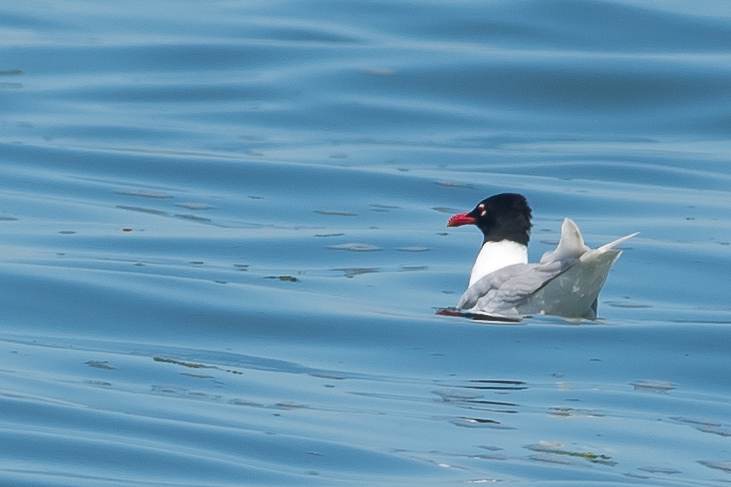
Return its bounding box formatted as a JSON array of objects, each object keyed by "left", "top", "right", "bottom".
[{"left": 469, "top": 240, "right": 528, "bottom": 287}]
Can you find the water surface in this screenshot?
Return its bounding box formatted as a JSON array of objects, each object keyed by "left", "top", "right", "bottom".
[{"left": 1, "top": 1, "right": 730, "bottom": 485}]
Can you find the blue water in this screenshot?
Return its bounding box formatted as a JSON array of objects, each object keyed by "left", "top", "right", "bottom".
[{"left": 2, "top": 1, "right": 731, "bottom": 485}]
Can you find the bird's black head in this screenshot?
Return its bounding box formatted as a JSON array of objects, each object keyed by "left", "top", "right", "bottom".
[{"left": 447, "top": 193, "right": 532, "bottom": 245}]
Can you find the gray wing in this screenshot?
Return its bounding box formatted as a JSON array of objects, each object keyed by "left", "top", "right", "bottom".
[
  {"left": 457, "top": 259, "right": 575, "bottom": 317},
  {"left": 518, "top": 248, "right": 622, "bottom": 319}
]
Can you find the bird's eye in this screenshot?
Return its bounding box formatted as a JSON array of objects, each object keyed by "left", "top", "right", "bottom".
[{"left": 478, "top": 203, "right": 486, "bottom": 216}]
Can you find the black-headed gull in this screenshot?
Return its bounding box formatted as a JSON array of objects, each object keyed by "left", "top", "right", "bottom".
[{"left": 447, "top": 193, "right": 637, "bottom": 320}]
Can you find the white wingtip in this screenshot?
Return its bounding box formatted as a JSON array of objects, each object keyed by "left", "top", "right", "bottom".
[
  {"left": 597, "top": 232, "right": 639, "bottom": 252},
  {"left": 539, "top": 218, "right": 590, "bottom": 263}
]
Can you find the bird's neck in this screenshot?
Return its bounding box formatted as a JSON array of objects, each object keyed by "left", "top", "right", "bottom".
[{"left": 469, "top": 240, "right": 528, "bottom": 287}]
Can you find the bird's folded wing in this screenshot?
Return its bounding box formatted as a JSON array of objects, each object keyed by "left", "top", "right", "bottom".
[
  {"left": 520, "top": 249, "right": 622, "bottom": 319},
  {"left": 594, "top": 231, "right": 639, "bottom": 255},
  {"left": 457, "top": 259, "right": 575, "bottom": 314},
  {"left": 540, "top": 218, "right": 589, "bottom": 263}
]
